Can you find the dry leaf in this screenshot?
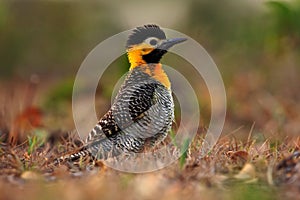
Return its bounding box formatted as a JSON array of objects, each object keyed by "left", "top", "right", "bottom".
[
  {"left": 21, "top": 171, "right": 42, "bottom": 181},
  {"left": 234, "top": 163, "right": 256, "bottom": 180},
  {"left": 227, "top": 150, "right": 249, "bottom": 164}
]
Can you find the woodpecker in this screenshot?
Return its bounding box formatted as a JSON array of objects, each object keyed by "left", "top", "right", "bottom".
[{"left": 56, "top": 24, "right": 186, "bottom": 163}]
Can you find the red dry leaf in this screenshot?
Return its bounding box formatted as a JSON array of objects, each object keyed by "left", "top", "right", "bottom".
[
  {"left": 15, "top": 107, "right": 43, "bottom": 128},
  {"left": 9, "top": 106, "right": 43, "bottom": 145}
]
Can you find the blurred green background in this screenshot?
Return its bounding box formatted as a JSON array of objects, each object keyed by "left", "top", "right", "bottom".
[{"left": 0, "top": 0, "right": 299, "bottom": 136}]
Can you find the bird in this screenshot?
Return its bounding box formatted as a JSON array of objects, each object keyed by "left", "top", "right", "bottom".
[{"left": 55, "top": 24, "right": 186, "bottom": 163}]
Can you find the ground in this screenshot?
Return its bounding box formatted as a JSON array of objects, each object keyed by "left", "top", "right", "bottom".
[{"left": 0, "top": 80, "right": 299, "bottom": 200}]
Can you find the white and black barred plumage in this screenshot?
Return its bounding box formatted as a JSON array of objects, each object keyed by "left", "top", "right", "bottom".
[{"left": 85, "top": 65, "right": 174, "bottom": 159}]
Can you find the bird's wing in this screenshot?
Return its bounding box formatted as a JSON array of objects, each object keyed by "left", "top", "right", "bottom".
[{"left": 98, "top": 81, "right": 159, "bottom": 138}]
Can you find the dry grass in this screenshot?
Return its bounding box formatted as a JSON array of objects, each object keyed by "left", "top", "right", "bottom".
[
  {"left": 0, "top": 79, "right": 300, "bottom": 200},
  {"left": 0, "top": 127, "right": 299, "bottom": 200}
]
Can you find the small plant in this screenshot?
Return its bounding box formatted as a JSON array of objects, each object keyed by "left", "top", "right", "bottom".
[
  {"left": 179, "top": 138, "right": 190, "bottom": 169},
  {"left": 169, "top": 129, "right": 177, "bottom": 147},
  {"left": 27, "top": 129, "right": 47, "bottom": 155}
]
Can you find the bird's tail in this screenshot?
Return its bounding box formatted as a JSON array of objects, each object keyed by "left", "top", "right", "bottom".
[
  {"left": 53, "top": 137, "right": 117, "bottom": 165},
  {"left": 53, "top": 148, "right": 91, "bottom": 165}
]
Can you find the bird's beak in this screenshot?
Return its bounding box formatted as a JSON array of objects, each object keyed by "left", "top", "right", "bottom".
[{"left": 158, "top": 38, "right": 187, "bottom": 50}]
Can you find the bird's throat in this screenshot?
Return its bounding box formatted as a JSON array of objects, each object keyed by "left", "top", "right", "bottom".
[
  {"left": 129, "top": 62, "right": 171, "bottom": 90},
  {"left": 127, "top": 50, "right": 170, "bottom": 89},
  {"left": 127, "top": 50, "right": 147, "bottom": 69}
]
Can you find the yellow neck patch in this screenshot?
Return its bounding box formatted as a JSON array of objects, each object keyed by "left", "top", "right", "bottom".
[
  {"left": 127, "top": 48, "right": 170, "bottom": 89},
  {"left": 127, "top": 49, "right": 147, "bottom": 69},
  {"left": 127, "top": 44, "right": 153, "bottom": 69}
]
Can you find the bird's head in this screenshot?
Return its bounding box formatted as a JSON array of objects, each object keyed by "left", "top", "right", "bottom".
[{"left": 126, "top": 24, "right": 186, "bottom": 69}]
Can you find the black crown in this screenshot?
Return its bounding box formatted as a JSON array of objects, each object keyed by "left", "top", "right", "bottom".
[{"left": 126, "top": 24, "right": 166, "bottom": 48}]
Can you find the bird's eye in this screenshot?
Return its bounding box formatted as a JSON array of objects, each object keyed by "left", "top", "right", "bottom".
[
  {"left": 144, "top": 37, "right": 159, "bottom": 47},
  {"left": 149, "top": 39, "right": 157, "bottom": 46}
]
